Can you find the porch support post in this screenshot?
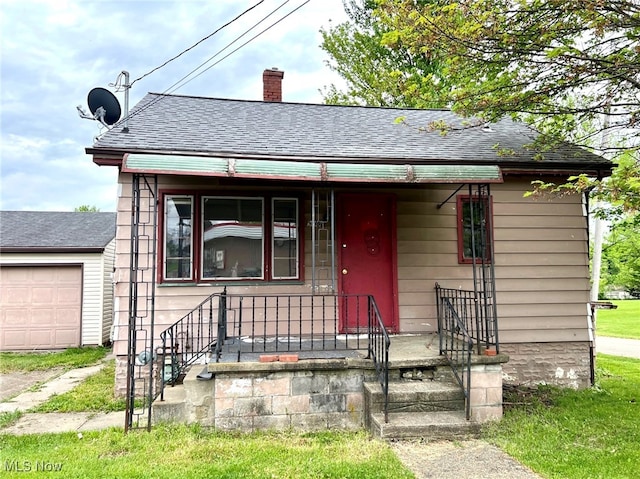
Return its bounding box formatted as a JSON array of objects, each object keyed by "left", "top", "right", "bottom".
[
  {"left": 312, "top": 189, "right": 316, "bottom": 293},
  {"left": 124, "top": 173, "right": 158, "bottom": 432},
  {"left": 331, "top": 189, "right": 336, "bottom": 293}
]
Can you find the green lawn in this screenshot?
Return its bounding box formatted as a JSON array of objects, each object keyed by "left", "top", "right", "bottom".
[
  {"left": 485, "top": 354, "right": 640, "bottom": 479},
  {"left": 0, "top": 428, "right": 413, "bottom": 479},
  {"left": 0, "top": 347, "right": 109, "bottom": 373},
  {"left": 0, "top": 350, "right": 411, "bottom": 479},
  {"left": 596, "top": 300, "right": 640, "bottom": 339},
  {"left": 0, "top": 347, "right": 114, "bottom": 428},
  {"left": 31, "top": 360, "right": 128, "bottom": 413}
]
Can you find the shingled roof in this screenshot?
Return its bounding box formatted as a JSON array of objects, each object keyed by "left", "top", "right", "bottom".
[
  {"left": 0, "top": 211, "right": 116, "bottom": 252},
  {"left": 89, "top": 93, "right": 611, "bottom": 173}
]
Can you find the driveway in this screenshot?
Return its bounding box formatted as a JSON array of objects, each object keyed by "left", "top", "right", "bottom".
[
  {"left": 595, "top": 336, "right": 640, "bottom": 359},
  {"left": 0, "top": 368, "right": 64, "bottom": 402}
]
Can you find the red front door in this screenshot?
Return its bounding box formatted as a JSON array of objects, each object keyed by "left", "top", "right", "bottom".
[{"left": 338, "top": 193, "right": 398, "bottom": 332}]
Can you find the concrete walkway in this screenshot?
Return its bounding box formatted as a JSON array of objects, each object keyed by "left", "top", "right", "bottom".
[
  {"left": 391, "top": 440, "right": 543, "bottom": 479},
  {"left": 595, "top": 336, "right": 640, "bottom": 359},
  {"left": 0, "top": 363, "right": 106, "bottom": 413},
  {"left": 0, "top": 361, "right": 124, "bottom": 435},
  {"left": 2, "top": 411, "right": 125, "bottom": 435}
]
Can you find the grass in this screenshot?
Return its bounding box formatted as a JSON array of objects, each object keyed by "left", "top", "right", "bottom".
[
  {"left": 0, "top": 347, "right": 115, "bottom": 427},
  {"left": 0, "top": 352, "right": 409, "bottom": 478},
  {"left": 596, "top": 300, "right": 640, "bottom": 339},
  {"left": 485, "top": 354, "right": 640, "bottom": 479},
  {"left": 31, "top": 360, "right": 127, "bottom": 413},
  {"left": 0, "top": 411, "right": 22, "bottom": 429},
  {"left": 0, "top": 347, "right": 109, "bottom": 373},
  {"left": 0, "top": 427, "right": 413, "bottom": 479}
]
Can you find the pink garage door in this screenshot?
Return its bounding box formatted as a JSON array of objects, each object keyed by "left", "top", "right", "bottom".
[{"left": 0, "top": 265, "right": 82, "bottom": 350}]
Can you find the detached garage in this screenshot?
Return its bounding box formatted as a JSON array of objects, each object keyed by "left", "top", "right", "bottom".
[{"left": 0, "top": 211, "right": 116, "bottom": 350}]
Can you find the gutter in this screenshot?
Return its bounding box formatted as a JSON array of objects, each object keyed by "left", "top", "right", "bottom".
[{"left": 0, "top": 247, "right": 107, "bottom": 254}]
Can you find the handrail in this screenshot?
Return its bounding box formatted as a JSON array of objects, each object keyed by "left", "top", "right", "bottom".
[
  {"left": 367, "top": 296, "right": 391, "bottom": 423},
  {"left": 435, "top": 284, "right": 498, "bottom": 354},
  {"left": 213, "top": 287, "right": 228, "bottom": 362},
  {"left": 159, "top": 289, "right": 224, "bottom": 400},
  {"left": 436, "top": 293, "right": 473, "bottom": 420}
]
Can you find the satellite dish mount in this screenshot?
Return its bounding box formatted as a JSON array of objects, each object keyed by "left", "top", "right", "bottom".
[{"left": 77, "top": 71, "right": 130, "bottom": 132}]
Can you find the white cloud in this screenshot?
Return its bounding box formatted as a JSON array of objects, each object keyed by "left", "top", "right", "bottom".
[{"left": 0, "top": 0, "right": 349, "bottom": 212}]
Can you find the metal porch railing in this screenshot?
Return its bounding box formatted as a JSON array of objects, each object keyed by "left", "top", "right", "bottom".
[
  {"left": 435, "top": 287, "right": 474, "bottom": 420},
  {"left": 366, "top": 296, "right": 391, "bottom": 423},
  {"left": 214, "top": 293, "right": 370, "bottom": 360},
  {"left": 158, "top": 290, "right": 391, "bottom": 420},
  {"left": 435, "top": 283, "right": 498, "bottom": 355},
  {"left": 158, "top": 290, "right": 226, "bottom": 400}
]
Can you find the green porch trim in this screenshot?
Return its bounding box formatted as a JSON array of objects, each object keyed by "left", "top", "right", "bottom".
[{"left": 122, "top": 153, "right": 503, "bottom": 183}]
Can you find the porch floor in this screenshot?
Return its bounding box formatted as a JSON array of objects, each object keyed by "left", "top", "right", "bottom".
[
  {"left": 214, "top": 333, "right": 442, "bottom": 364},
  {"left": 388, "top": 333, "right": 442, "bottom": 363}
]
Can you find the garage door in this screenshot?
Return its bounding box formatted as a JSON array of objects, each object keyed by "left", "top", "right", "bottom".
[{"left": 0, "top": 265, "right": 82, "bottom": 350}]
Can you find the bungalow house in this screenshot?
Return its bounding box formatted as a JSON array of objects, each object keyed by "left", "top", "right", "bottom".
[
  {"left": 0, "top": 211, "right": 116, "bottom": 350},
  {"left": 86, "top": 69, "right": 611, "bottom": 433}
]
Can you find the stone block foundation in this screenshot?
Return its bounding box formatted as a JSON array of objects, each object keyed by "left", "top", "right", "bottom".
[
  {"left": 213, "top": 368, "right": 366, "bottom": 432},
  {"left": 469, "top": 363, "right": 503, "bottom": 422},
  {"left": 156, "top": 359, "right": 375, "bottom": 433},
  {"left": 152, "top": 355, "right": 508, "bottom": 432},
  {"left": 499, "top": 341, "right": 592, "bottom": 389}
]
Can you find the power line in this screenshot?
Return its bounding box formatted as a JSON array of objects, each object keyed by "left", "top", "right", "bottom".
[
  {"left": 167, "top": 0, "right": 310, "bottom": 94},
  {"left": 129, "top": 0, "right": 266, "bottom": 88},
  {"left": 110, "top": 0, "right": 312, "bottom": 131}
]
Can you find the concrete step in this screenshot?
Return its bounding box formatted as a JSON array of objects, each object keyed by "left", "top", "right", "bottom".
[
  {"left": 370, "top": 410, "right": 480, "bottom": 440},
  {"left": 152, "top": 384, "right": 187, "bottom": 424},
  {"left": 365, "top": 380, "right": 465, "bottom": 414},
  {"left": 387, "top": 364, "right": 457, "bottom": 382}
]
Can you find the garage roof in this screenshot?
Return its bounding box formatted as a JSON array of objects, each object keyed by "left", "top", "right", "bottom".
[{"left": 0, "top": 211, "right": 116, "bottom": 252}]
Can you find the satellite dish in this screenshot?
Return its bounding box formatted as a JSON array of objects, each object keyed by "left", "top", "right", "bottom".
[{"left": 87, "top": 87, "right": 121, "bottom": 125}]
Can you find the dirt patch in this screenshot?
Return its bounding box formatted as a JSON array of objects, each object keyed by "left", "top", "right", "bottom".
[
  {"left": 502, "top": 384, "right": 556, "bottom": 413},
  {"left": 0, "top": 368, "right": 64, "bottom": 402}
]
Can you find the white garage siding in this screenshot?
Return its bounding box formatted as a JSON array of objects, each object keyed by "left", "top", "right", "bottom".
[
  {"left": 100, "top": 239, "right": 116, "bottom": 344},
  {"left": 0, "top": 251, "right": 114, "bottom": 347}
]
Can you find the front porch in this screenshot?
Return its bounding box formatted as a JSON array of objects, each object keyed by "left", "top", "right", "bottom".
[
  {"left": 121, "top": 176, "right": 503, "bottom": 433},
  {"left": 153, "top": 333, "right": 507, "bottom": 438}
]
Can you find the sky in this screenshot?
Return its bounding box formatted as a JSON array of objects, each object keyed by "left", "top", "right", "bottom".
[{"left": 0, "top": 0, "right": 348, "bottom": 212}]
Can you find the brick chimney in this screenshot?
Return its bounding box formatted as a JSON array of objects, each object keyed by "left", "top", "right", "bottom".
[{"left": 263, "top": 67, "right": 284, "bottom": 102}]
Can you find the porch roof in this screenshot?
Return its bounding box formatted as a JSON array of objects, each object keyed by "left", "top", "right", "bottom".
[{"left": 122, "top": 153, "right": 503, "bottom": 184}]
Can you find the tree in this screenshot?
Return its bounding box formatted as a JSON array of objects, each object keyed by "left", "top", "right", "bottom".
[
  {"left": 322, "top": 0, "right": 639, "bottom": 211},
  {"left": 375, "top": 1, "right": 639, "bottom": 151},
  {"left": 74, "top": 205, "right": 100, "bottom": 212},
  {"left": 320, "top": 0, "right": 450, "bottom": 107},
  {"left": 601, "top": 215, "right": 640, "bottom": 297}
]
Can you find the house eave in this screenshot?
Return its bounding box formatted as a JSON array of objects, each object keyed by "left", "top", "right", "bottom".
[
  {"left": 88, "top": 147, "right": 612, "bottom": 179},
  {"left": 0, "top": 247, "right": 106, "bottom": 254},
  {"left": 502, "top": 166, "right": 613, "bottom": 179}
]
